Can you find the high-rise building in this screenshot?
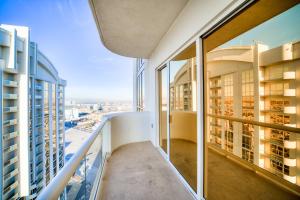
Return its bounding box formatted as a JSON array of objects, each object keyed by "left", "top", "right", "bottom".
[{"left": 0, "top": 24, "right": 66, "bottom": 199}]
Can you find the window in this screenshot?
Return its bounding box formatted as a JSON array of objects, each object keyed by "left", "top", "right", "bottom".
[
  {"left": 203, "top": 1, "right": 300, "bottom": 198},
  {"left": 43, "top": 81, "right": 51, "bottom": 184},
  {"left": 52, "top": 84, "right": 57, "bottom": 176},
  {"left": 136, "top": 58, "right": 145, "bottom": 111},
  {"left": 158, "top": 42, "right": 197, "bottom": 192}
]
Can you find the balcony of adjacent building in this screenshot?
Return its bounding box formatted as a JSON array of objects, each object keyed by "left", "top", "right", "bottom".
[{"left": 37, "top": 111, "right": 300, "bottom": 200}]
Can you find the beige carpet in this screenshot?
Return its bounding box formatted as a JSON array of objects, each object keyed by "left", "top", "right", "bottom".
[
  {"left": 99, "top": 141, "right": 299, "bottom": 200},
  {"left": 100, "top": 141, "right": 194, "bottom": 200}
]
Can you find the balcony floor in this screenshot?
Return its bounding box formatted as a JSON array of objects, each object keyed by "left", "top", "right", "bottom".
[
  {"left": 99, "top": 141, "right": 194, "bottom": 200},
  {"left": 99, "top": 141, "right": 298, "bottom": 200},
  {"left": 208, "top": 148, "right": 299, "bottom": 200}
]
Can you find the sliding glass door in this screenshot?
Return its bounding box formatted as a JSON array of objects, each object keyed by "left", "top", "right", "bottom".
[
  {"left": 203, "top": 1, "right": 300, "bottom": 199},
  {"left": 158, "top": 43, "right": 198, "bottom": 192}
]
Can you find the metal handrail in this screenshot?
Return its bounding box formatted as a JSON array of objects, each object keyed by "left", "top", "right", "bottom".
[
  {"left": 207, "top": 114, "right": 300, "bottom": 133},
  {"left": 37, "top": 118, "right": 108, "bottom": 200}
]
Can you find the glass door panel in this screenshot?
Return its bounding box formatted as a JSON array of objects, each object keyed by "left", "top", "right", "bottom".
[
  {"left": 169, "top": 43, "right": 197, "bottom": 192},
  {"left": 159, "top": 66, "right": 168, "bottom": 154},
  {"left": 203, "top": 2, "right": 300, "bottom": 199}
]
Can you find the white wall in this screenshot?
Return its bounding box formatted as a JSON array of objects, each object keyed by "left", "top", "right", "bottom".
[
  {"left": 143, "top": 0, "right": 246, "bottom": 147},
  {"left": 104, "top": 112, "right": 151, "bottom": 152}
]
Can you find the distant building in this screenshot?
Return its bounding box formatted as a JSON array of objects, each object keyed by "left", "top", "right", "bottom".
[
  {"left": 65, "top": 106, "right": 79, "bottom": 121},
  {"left": 0, "top": 24, "right": 66, "bottom": 199}
]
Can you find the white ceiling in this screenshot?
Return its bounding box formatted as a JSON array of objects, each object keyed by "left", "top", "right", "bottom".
[{"left": 89, "top": 0, "right": 189, "bottom": 58}]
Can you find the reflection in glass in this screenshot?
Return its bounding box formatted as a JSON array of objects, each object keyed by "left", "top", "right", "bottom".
[
  {"left": 159, "top": 67, "right": 168, "bottom": 153},
  {"left": 169, "top": 43, "right": 197, "bottom": 191},
  {"left": 206, "top": 4, "right": 300, "bottom": 197}
]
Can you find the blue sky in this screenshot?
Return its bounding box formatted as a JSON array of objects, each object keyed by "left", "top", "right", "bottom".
[
  {"left": 0, "top": 0, "right": 133, "bottom": 102},
  {"left": 221, "top": 4, "right": 300, "bottom": 48}
]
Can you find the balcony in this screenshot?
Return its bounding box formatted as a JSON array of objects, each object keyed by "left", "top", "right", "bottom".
[
  {"left": 3, "top": 168, "right": 18, "bottom": 182},
  {"left": 3, "top": 181, "right": 18, "bottom": 197},
  {"left": 35, "top": 85, "right": 43, "bottom": 90},
  {"left": 38, "top": 112, "right": 191, "bottom": 200},
  {"left": 3, "top": 119, "right": 18, "bottom": 127},
  {"left": 3, "top": 80, "right": 18, "bottom": 87},
  {"left": 3, "top": 157, "right": 18, "bottom": 170},
  {"left": 4, "top": 106, "right": 18, "bottom": 113},
  {"left": 284, "top": 89, "right": 296, "bottom": 97},
  {"left": 3, "top": 131, "right": 18, "bottom": 140},
  {"left": 35, "top": 95, "right": 42, "bottom": 99},
  {"left": 3, "top": 144, "right": 18, "bottom": 154},
  {"left": 38, "top": 112, "right": 300, "bottom": 200},
  {"left": 3, "top": 93, "right": 18, "bottom": 100}
]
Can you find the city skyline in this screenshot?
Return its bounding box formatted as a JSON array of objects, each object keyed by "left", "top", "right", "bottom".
[{"left": 0, "top": 0, "right": 133, "bottom": 101}]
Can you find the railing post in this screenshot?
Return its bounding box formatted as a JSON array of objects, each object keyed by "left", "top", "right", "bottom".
[{"left": 102, "top": 119, "right": 111, "bottom": 156}]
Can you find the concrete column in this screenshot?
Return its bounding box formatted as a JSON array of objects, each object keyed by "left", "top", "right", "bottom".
[
  {"left": 253, "top": 45, "right": 260, "bottom": 166},
  {"left": 17, "top": 26, "right": 30, "bottom": 197},
  {"left": 221, "top": 75, "right": 225, "bottom": 150},
  {"left": 7, "top": 29, "right": 16, "bottom": 69},
  {"left": 233, "top": 71, "right": 242, "bottom": 157}
]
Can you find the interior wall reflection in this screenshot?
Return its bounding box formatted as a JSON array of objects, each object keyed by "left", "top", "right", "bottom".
[{"left": 169, "top": 43, "right": 197, "bottom": 192}]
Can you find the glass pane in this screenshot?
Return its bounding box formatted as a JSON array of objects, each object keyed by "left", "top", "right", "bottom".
[
  {"left": 169, "top": 43, "right": 197, "bottom": 192},
  {"left": 66, "top": 158, "right": 86, "bottom": 200},
  {"left": 205, "top": 3, "right": 300, "bottom": 199},
  {"left": 85, "top": 131, "right": 103, "bottom": 198},
  {"left": 159, "top": 66, "right": 168, "bottom": 153},
  {"left": 43, "top": 82, "right": 51, "bottom": 185},
  {"left": 52, "top": 84, "right": 57, "bottom": 176},
  {"left": 141, "top": 70, "right": 145, "bottom": 110}
]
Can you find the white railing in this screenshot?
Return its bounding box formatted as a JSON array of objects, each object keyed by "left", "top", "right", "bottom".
[
  {"left": 37, "top": 111, "right": 150, "bottom": 200},
  {"left": 37, "top": 118, "right": 109, "bottom": 200}
]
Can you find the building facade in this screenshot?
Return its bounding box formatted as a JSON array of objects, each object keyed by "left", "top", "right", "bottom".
[{"left": 0, "top": 24, "right": 66, "bottom": 199}]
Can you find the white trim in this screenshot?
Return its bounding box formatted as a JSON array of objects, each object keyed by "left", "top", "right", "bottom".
[
  {"left": 196, "top": 38, "right": 204, "bottom": 199},
  {"left": 155, "top": 67, "right": 161, "bottom": 148},
  {"left": 166, "top": 63, "right": 170, "bottom": 159}
]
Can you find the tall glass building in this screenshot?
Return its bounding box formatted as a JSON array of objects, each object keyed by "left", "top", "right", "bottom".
[{"left": 0, "top": 24, "right": 66, "bottom": 199}]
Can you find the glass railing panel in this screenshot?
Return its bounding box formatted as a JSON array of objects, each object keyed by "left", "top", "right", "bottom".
[
  {"left": 85, "top": 129, "right": 103, "bottom": 198},
  {"left": 38, "top": 119, "right": 109, "bottom": 200},
  {"left": 65, "top": 159, "right": 86, "bottom": 200},
  {"left": 59, "top": 121, "right": 108, "bottom": 200}
]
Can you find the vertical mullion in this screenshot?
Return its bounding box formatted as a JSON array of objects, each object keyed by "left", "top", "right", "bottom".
[
  {"left": 196, "top": 37, "right": 204, "bottom": 198},
  {"left": 167, "top": 62, "right": 170, "bottom": 160}
]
